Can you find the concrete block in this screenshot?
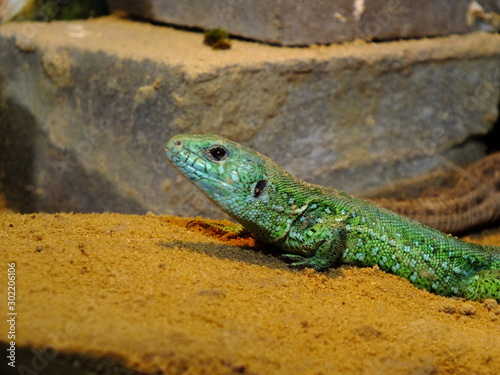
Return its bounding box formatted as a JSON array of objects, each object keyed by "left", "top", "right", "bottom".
[
  {"left": 108, "top": 0, "right": 500, "bottom": 46},
  {"left": 0, "top": 17, "right": 499, "bottom": 218}
]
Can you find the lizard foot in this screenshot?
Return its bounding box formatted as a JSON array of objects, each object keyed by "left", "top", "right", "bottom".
[
  {"left": 280, "top": 254, "right": 330, "bottom": 272},
  {"left": 187, "top": 219, "right": 250, "bottom": 237}
]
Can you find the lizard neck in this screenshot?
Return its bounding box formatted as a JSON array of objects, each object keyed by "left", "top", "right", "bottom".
[{"left": 231, "top": 158, "right": 318, "bottom": 242}]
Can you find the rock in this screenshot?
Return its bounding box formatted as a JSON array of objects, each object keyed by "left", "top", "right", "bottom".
[
  {"left": 484, "top": 298, "right": 498, "bottom": 310},
  {"left": 0, "top": 17, "right": 499, "bottom": 218},
  {"left": 459, "top": 303, "right": 477, "bottom": 316},
  {"left": 107, "top": 0, "right": 500, "bottom": 46}
]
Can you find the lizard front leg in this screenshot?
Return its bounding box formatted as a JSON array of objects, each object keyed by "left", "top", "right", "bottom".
[{"left": 280, "top": 223, "right": 347, "bottom": 272}]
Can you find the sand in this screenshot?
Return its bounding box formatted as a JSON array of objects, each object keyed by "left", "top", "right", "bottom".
[{"left": 1, "top": 208, "right": 499, "bottom": 375}]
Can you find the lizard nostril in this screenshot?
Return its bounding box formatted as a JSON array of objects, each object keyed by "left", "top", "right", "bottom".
[{"left": 174, "top": 140, "right": 182, "bottom": 146}]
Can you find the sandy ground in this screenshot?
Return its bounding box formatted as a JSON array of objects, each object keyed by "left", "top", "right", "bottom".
[{"left": 1, "top": 207, "right": 499, "bottom": 375}]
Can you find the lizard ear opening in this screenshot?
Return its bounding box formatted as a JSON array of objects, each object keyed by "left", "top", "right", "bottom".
[{"left": 253, "top": 179, "right": 268, "bottom": 198}]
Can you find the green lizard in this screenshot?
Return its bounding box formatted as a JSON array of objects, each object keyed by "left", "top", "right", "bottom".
[{"left": 165, "top": 134, "right": 500, "bottom": 301}]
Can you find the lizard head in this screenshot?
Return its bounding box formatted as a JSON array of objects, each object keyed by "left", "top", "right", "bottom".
[{"left": 165, "top": 134, "right": 271, "bottom": 219}]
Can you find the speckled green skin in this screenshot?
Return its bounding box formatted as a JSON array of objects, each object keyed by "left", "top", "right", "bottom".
[{"left": 166, "top": 134, "right": 500, "bottom": 301}]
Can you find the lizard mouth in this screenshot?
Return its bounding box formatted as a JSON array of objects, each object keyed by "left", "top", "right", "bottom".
[{"left": 165, "top": 140, "right": 238, "bottom": 195}]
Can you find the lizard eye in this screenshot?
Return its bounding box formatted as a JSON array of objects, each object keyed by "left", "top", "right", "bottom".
[
  {"left": 253, "top": 179, "right": 268, "bottom": 198},
  {"left": 207, "top": 146, "right": 228, "bottom": 161}
]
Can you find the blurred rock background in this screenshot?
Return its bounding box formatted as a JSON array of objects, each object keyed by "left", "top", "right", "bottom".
[{"left": 0, "top": 0, "right": 499, "bottom": 217}]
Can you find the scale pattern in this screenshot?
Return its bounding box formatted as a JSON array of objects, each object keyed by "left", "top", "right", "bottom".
[{"left": 166, "top": 134, "right": 500, "bottom": 301}]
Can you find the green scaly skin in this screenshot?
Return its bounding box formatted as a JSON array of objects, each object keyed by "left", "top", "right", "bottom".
[{"left": 165, "top": 134, "right": 500, "bottom": 301}]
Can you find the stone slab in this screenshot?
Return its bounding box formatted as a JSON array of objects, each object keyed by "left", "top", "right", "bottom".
[
  {"left": 108, "top": 0, "right": 500, "bottom": 46},
  {"left": 0, "top": 17, "right": 499, "bottom": 218}
]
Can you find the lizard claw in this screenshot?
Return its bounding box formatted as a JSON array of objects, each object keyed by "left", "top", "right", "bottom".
[
  {"left": 280, "top": 254, "right": 329, "bottom": 271},
  {"left": 280, "top": 254, "right": 308, "bottom": 267},
  {"left": 187, "top": 220, "right": 250, "bottom": 237}
]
